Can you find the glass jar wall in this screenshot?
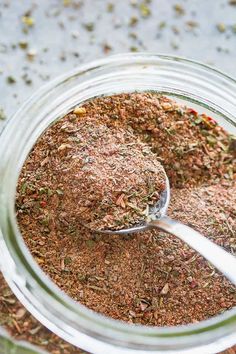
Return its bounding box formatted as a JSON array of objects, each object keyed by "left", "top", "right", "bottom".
[{"left": 0, "top": 54, "right": 236, "bottom": 353}]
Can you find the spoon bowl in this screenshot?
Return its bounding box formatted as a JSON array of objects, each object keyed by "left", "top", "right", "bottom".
[{"left": 100, "top": 173, "right": 170, "bottom": 235}]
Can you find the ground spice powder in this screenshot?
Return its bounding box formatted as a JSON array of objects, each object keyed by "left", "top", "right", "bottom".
[
  {"left": 16, "top": 93, "right": 236, "bottom": 327},
  {"left": 52, "top": 119, "right": 166, "bottom": 231}
]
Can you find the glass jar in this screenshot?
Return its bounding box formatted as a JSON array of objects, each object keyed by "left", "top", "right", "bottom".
[
  {"left": 0, "top": 53, "right": 236, "bottom": 354},
  {"left": 0, "top": 327, "right": 46, "bottom": 354}
]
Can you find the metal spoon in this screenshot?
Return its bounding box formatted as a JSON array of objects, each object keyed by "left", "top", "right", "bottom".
[{"left": 100, "top": 174, "right": 236, "bottom": 285}]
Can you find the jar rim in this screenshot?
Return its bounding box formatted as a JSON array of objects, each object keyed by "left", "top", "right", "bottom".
[{"left": 0, "top": 53, "right": 236, "bottom": 353}]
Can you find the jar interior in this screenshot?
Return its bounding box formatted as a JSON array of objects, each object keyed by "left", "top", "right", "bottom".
[
  {"left": 1, "top": 55, "right": 236, "bottom": 353},
  {"left": 15, "top": 89, "right": 236, "bottom": 322}
]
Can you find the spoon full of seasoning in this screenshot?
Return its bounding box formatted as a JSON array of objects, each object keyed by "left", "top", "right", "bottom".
[
  {"left": 71, "top": 121, "right": 236, "bottom": 285},
  {"left": 98, "top": 172, "right": 236, "bottom": 285}
]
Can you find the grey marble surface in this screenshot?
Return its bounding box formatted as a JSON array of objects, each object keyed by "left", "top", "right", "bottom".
[{"left": 0, "top": 0, "right": 236, "bottom": 119}]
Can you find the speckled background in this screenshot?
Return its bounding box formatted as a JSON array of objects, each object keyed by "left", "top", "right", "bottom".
[{"left": 0, "top": 0, "right": 236, "bottom": 120}]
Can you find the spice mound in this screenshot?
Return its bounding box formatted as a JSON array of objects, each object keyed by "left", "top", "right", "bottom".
[
  {"left": 16, "top": 93, "right": 236, "bottom": 327},
  {"left": 73, "top": 121, "right": 166, "bottom": 231}
]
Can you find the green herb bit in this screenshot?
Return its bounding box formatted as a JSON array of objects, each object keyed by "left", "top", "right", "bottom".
[
  {"left": 18, "top": 41, "right": 28, "bottom": 49},
  {"left": 195, "top": 116, "right": 203, "bottom": 124},
  {"left": 26, "top": 183, "right": 36, "bottom": 192},
  {"left": 217, "top": 141, "right": 228, "bottom": 152},
  {"left": 56, "top": 189, "right": 64, "bottom": 195},
  {"left": 129, "top": 32, "right": 138, "bottom": 39},
  {"left": 206, "top": 135, "right": 217, "bottom": 146},
  {"left": 229, "top": 135, "right": 236, "bottom": 152},
  {"left": 7, "top": 76, "right": 16, "bottom": 84},
  {"left": 173, "top": 4, "right": 185, "bottom": 15},
  {"left": 216, "top": 23, "right": 226, "bottom": 33},
  {"left": 83, "top": 22, "right": 94, "bottom": 32},
  {"left": 77, "top": 273, "right": 88, "bottom": 282},
  {"left": 0, "top": 107, "right": 6, "bottom": 120},
  {"left": 21, "top": 16, "right": 35, "bottom": 27},
  {"left": 159, "top": 21, "right": 166, "bottom": 29},
  {"left": 129, "top": 16, "right": 138, "bottom": 26},
  {"left": 130, "top": 46, "right": 138, "bottom": 52},
  {"left": 64, "top": 257, "right": 72, "bottom": 265},
  {"left": 107, "top": 3, "right": 114, "bottom": 12},
  {"left": 40, "top": 215, "right": 50, "bottom": 226},
  {"left": 175, "top": 108, "right": 184, "bottom": 116},
  {"left": 139, "top": 2, "right": 151, "bottom": 17},
  {"left": 86, "top": 239, "right": 96, "bottom": 248},
  {"left": 164, "top": 127, "right": 176, "bottom": 136},
  {"left": 21, "top": 182, "right": 28, "bottom": 194},
  {"left": 39, "top": 187, "right": 53, "bottom": 196},
  {"left": 63, "top": 0, "right": 71, "bottom": 6},
  {"left": 232, "top": 24, "right": 236, "bottom": 33}
]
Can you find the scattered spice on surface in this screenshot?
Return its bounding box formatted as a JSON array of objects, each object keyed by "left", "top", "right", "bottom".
[
  {"left": 16, "top": 93, "right": 236, "bottom": 327},
  {"left": 217, "top": 23, "right": 226, "bottom": 33},
  {"left": 185, "top": 20, "right": 199, "bottom": 30},
  {"left": 129, "top": 16, "right": 139, "bottom": 27},
  {"left": 173, "top": 4, "right": 185, "bottom": 16},
  {"left": 6, "top": 76, "right": 16, "bottom": 84},
  {"left": 159, "top": 21, "right": 166, "bottom": 29},
  {"left": 22, "top": 73, "right": 33, "bottom": 85},
  {"left": 170, "top": 40, "right": 179, "bottom": 49},
  {"left": 27, "top": 49, "right": 37, "bottom": 61},
  {"left": 130, "top": 45, "right": 139, "bottom": 52},
  {"left": 102, "top": 43, "right": 112, "bottom": 54},
  {"left": 107, "top": 3, "right": 114, "bottom": 12},
  {"left": 21, "top": 15, "right": 35, "bottom": 27},
  {"left": 83, "top": 22, "right": 95, "bottom": 32},
  {"left": 232, "top": 24, "right": 236, "bottom": 33},
  {"left": 139, "top": 2, "right": 151, "bottom": 18},
  {"left": 18, "top": 41, "right": 28, "bottom": 50},
  {"left": 63, "top": 0, "right": 72, "bottom": 7},
  {"left": 0, "top": 106, "right": 6, "bottom": 120}
]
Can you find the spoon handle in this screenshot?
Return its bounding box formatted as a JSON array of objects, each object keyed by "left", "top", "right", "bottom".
[{"left": 149, "top": 216, "right": 236, "bottom": 285}]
